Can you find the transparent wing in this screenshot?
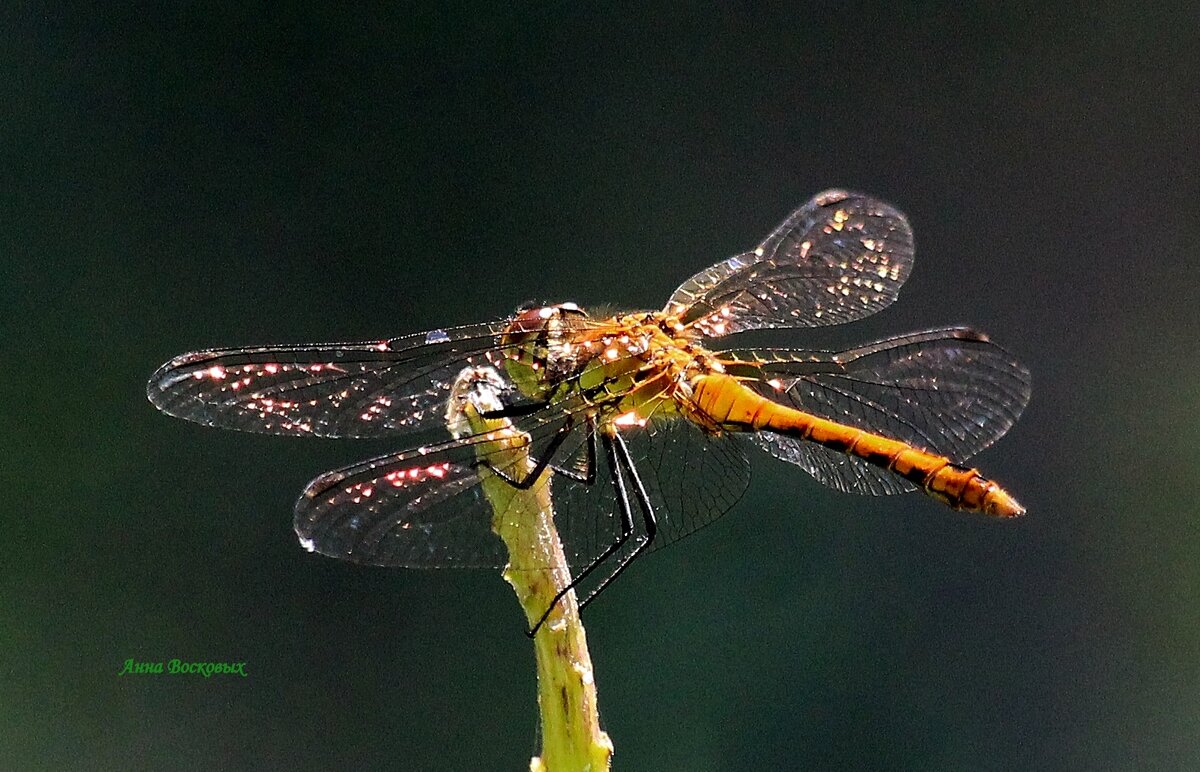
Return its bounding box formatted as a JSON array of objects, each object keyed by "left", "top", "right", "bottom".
[
  {"left": 294, "top": 412, "right": 751, "bottom": 571},
  {"left": 294, "top": 428, "right": 545, "bottom": 569},
  {"left": 752, "top": 436, "right": 917, "bottom": 496},
  {"left": 554, "top": 417, "right": 751, "bottom": 564},
  {"left": 665, "top": 190, "right": 914, "bottom": 336},
  {"left": 147, "top": 321, "right": 516, "bottom": 438},
  {"left": 722, "top": 327, "right": 1030, "bottom": 495}
]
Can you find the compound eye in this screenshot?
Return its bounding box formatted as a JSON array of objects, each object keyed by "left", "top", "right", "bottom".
[{"left": 504, "top": 306, "right": 552, "bottom": 340}]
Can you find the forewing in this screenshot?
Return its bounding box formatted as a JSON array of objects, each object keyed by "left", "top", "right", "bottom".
[
  {"left": 724, "top": 327, "right": 1030, "bottom": 494},
  {"left": 665, "top": 190, "right": 914, "bottom": 335},
  {"left": 147, "top": 321, "right": 513, "bottom": 438}
]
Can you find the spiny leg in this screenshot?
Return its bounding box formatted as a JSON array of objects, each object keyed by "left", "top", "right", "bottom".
[
  {"left": 480, "top": 414, "right": 578, "bottom": 490},
  {"left": 575, "top": 430, "right": 657, "bottom": 614},
  {"left": 481, "top": 371, "right": 636, "bottom": 423},
  {"left": 526, "top": 430, "right": 634, "bottom": 637},
  {"left": 480, "top": 397, "right": 551, "bottom": 420},
  {"left": 480, "top": 370, "right": 643, "bottom": 485},
  {"left": 479, "top": 377, "right": 612, "bottom": 421}
]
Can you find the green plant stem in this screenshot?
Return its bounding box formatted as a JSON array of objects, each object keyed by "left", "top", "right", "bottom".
[{"left": 448, "top": 369, "right": 612, "bottom": 772}]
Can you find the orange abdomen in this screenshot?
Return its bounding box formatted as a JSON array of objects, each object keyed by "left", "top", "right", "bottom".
[{"left": 689, "top": 373, "right": 1024, "bottom": 518}]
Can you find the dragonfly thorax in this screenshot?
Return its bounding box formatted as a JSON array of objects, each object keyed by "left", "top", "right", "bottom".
[{"left": 503, "top": 306, "right": 728, "bottom": 435}]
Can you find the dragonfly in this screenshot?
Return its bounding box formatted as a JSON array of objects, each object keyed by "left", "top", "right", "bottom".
[{"left": 148, "top": 189, "right": 1030, "bottom": 633}]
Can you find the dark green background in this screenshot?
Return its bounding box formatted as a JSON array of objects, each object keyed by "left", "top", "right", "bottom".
[{"left": 5, "top": 3, "right": 1198, "bottom": 770}]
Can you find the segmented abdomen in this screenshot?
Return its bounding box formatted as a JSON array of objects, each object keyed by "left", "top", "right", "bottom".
[{"left": 688, "top": 373, "right": 1024, "bottom": 517}]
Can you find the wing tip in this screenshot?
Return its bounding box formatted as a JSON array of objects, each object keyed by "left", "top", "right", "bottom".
[{"left": 146, "top": 350, "right": 220, "bottom": 409}]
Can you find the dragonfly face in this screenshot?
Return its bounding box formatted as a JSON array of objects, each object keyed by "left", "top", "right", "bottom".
[
  {"left": 498, "top": 302, "right": 593, "bottom": 401},
  {"left": 148, "top": 189, "right": 1031, "bottom": 631}
]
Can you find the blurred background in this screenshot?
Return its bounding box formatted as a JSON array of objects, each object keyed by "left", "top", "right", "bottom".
[{"left": 4, "top": 3, "right": 1198, "bottom": 770}]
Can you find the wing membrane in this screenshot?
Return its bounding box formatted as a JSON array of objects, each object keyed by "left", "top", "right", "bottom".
[
  {"left": 294, "top": 409, "right": 751, "bottom": 570},
  {"left": 295, "top": 428, "right": 541, "bottom": 569},
  {"left": 666, "top": 190, "right": 914, "bottom": 335},
  {"left": 752, "top": 433, "right": 916, "bottom": 496},
  {"left": 147, "top": 322, "right": 514, "bottom": 437},
  {"left": 555, "top": 416, "right": 752, "bottom": 558},
  {"left": 723, "top": 327, "right": 1030, "bottom": 494}
]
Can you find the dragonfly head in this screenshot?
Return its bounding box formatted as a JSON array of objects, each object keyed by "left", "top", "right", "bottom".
[{"left": 499, "top": 302, "right": 590, "bottom": 399}]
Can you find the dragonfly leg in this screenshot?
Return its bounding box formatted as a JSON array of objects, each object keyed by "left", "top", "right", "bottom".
[
  {"left": 480, "top": 377, "right": 617, "bottom": 421},
  {"left": 480, "top": 398, "right": 550, "bottom": 419},
  {"left": 575, "top": 430, "right": 657, "bottom": 614},
  {"left": 526, "top": 430, "right": 634, "bottom": 637},
  {"left": 481, "top": 414, "right": 577, "bottom": 490}
]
